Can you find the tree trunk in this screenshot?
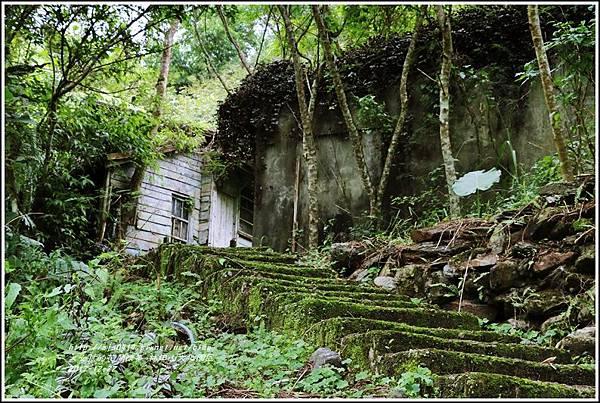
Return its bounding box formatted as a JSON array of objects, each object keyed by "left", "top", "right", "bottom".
[
  {"left": 279, "top": 5, "right": 320, "bottom": 249},
  {"left": 377, "top": 5, "right": 427, "bottom": 214},
  {"left": 312, "top": 5, "right": 377, "bottom": 216},
  {"left": 192, "top": 23, "right": 231, "bottom": 94},
  {"left": 435, "top": 5, "right": 460, "bottom": 218},
  {"left": 217, "top": 5, "right": 253, "bottom": 75},
  {"left": 126, "top": 18, "right": 179, "bottom": 229},
  {"left": 527, "top": 5, "right": 574, "bottom": 181}
]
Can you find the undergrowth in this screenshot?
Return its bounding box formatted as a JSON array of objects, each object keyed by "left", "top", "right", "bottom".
[{"left": 4, "top": 234, "right": 435, "bottom": 398}]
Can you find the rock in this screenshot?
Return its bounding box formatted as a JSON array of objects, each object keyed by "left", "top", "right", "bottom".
[
  {"left": 309, "top": 347, "right": 342, "bottom": 369},
  {"left": 511, "top": 242, "right": 537, "bottom": 259},
  {"left": 556, "top": 327, "right": 595, "bottom": 356},
  {"left": 533, "top": 251, "right": 577, "bottom": 274},
  {"left": 489, "top": 260, "right": 519, "bottom": 291},
  {"left": 468, "top": 254, "right": 498, "bottom": 270},
  {"left": 330, "top": 242, "right": 368, "bottom": 274},
  {"left": 425, "top": 271, "right": 456, "bottom": 305},
  {"left": 349, "top": 268, "right": 370, "bottom": 282},
  {"left": 540, "top": 314, "right": 566, "bottom": 333},
  {"left": 488, "top": 225, "right": 507, "bottom": 255},
  {"left": 410, "top": 218, "right": 493, "bottom": 243},
  {"left": 540, "top": 266, "right": 594, "bottom": 295},
  {"left": 442, "top": 263, "right": 460, "bottom": 280},
  {"left": 373, "top": 276, "right": 397, "bottom": 291},
  {"left": 394, "top": 264, "right": 426, "bottom": 296},
  {"left": 444, "top": 298, "right": 498, "bottom": 321},
  {"left": 522, "top": 289, "right": 568, "bottom": 317},
  {"left": 539, "top": 181, "right": 575, "bottom": 196},
  {"left": 574, "top": 245, "right": 594, "bottom": 274},
  {"left": 507, "top": 318, "right": 531, "bottom": 331}
]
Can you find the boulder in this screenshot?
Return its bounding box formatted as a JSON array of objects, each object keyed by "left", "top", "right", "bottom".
[
  {"left": 522, "top": 289, "right": 569, "bottom": 317},
  {"left": 442, "top": 264, "right": 460, "bottom": 280},
  {"left": 489, "top": 260, "right": 520, "bottom": 291},
  {"left": 540, "top": 314, "right": 566, "bottom": 334},
  {"left": 574, "top": 244, "right": 595, "bottom": 274},
  {"left": 532, "top": 251, "right": 577, "bottom": 274},
  {"left": 507, "top": 318, "right": 531, "bottom": 331},
  {"left": 309, "top": 347, "right": 342, "bottom": 369},
  {"left": 373, "top": 276, "right": 397, "bottom": 291},
  {"left": 444, "top": 298, "right": 498, "bottom": 321},
  {"left": 394, "top": 264, "right": 426, "bottom": 296},
  {"left": 330, "top": 242, "right": 368, "bottom": 274},
  {"left": 511, "top": 242, "right": 538, "bottom": 259},
  {"left": 468, "top": 254, "right": 498, "bottom": 270},
  {"left": 488, "top": 225, "right": 508, "bottom": 255},
  {"left": 425, "top": 271, "right": 457, "bottom": 305},
  {"left": 556, "top": 327, "right": 595, "bottom": 356}
]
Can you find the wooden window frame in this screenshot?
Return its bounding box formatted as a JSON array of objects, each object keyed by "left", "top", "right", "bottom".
[{"left": 171, "top": 194, "right": 191, "bottom": 243}]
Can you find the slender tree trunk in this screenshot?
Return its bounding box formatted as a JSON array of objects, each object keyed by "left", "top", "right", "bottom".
[
  {"left": 527, "top": 5, "right": 574, "bottom": 181},
  {"left": 279, "top": 5, "right": 320, "bottom": 249},
  {"left": 126, "top": 18, "right": 179, "bottom": 228},
  {"left": 217, "top": 5, "right": 253, "bottom": 75},
  {"left": 435, "top": 5, "right": 460, "bottom": 218},
  {"left": 377, "top": 5, "right": 427, "bottom": 214},
  {"left": 312, "top": 5, "right": 377, "bottom": 216}
]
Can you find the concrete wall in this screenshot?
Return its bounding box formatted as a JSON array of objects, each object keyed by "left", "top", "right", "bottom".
[{"left": 253, "top": 75, "right": 584, "bottom": 251}]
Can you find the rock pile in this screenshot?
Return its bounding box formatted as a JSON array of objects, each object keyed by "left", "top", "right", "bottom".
[{"left": 333, "top": 176, "right": 595, "bottom": 347}]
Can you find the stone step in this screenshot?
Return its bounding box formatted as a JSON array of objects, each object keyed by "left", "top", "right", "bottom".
[
  {"left": 340, "top": 330, "right": 572, "bottom": 370},
  {"left": 307, "top": 317, "right": 522, "bottom": 346},
  {"left": 436, "top": 372, "right": 596, "bottom": 398},
  {"left": 378, "top": 348, "right": 595, "bottom": 386},
  {"left": 268, "top": 297, "right": 481, "bottom": 334},
  {"left": 306, "top": 317, "right": 522, "bottom": 349},
  {"left": 201, "top": 271, "right": 394, "bottom": 297},
  {"left": 201, "top": 276, "right": 429, "bottom": 328}
]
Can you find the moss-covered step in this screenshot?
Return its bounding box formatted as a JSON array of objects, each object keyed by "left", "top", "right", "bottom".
[
  {"left": 436, "top": 372, "right": 596, "bottom": 398},
  {"left": 305, "top": 317, "right": 522, "bottom": 348},
  {"left": 237, "top": 279, "right": 414, "bottom": 302},
  {"left": 339, "top": 330, "right": 572, "bottom": 371},
  {"left": 164, "top": 253, "right": 335, "bottom": 280},
  {"left": 269, "top": 298, "right": 481, "bottom": 335},
  {"left": 157, "top": 244, "right": 301, "bottom": 265},
  {"left": 200, "top": 276, "right": 424, "bottom": 328},
  {"left": 379, "top": 348, "right": 595, "bottom": 386},
  {"left": 195, "top": 268, "right": 395, "bottom": 296}
]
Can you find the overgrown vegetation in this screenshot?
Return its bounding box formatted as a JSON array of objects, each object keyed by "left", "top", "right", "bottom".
[{"left": 5, "top": 233, "right": 440, "bottom": 398}]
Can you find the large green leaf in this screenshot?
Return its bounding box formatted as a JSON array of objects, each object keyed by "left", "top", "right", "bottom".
[
  {"left": 452, "top": 168, "right": 502, "bottom": 197},
  {"left": 5, "top": 283, "right": 22, "bottom": 309}
]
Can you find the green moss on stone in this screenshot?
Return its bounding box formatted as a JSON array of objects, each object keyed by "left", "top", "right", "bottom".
[
  {"left": 436, "top": 372, "right": 596, "bottom": 398},
  {"left": 306, "top": 317, "right": 521, "bottom": 347},
  {"left": 339, "top": 330, "right": 571, "bottom": 368},
  {"left": 380, "top": 348, "right": 595, "bottom": 386}
]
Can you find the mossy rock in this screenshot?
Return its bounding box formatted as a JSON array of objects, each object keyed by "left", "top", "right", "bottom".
[
  {"left": 339, "top": 330, "right": 572, "bottom": 371},
  {"left": 305, "top": 317, "right": 522, "bottom": 349},
  {"left": 379, "top": 348, "right": 595, "bottom": 386},
  {"left": 436, "top": 372, "right": 596, "bottom": 398},
  {"left": 270, "top": 298, "right": 481, "bottom": 336}
]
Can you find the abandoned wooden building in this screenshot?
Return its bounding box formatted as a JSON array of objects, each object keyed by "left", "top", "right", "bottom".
[{"left": 99, "top": 146, "right": 254, "bottom": 255}]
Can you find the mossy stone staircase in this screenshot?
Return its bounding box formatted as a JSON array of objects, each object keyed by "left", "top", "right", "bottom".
[{"left": 147, "top": 244, "right": 595, "bottom": 398}]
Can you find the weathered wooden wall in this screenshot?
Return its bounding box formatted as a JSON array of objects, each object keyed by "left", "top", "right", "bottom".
[{"left": 110, "top": 152, "right": 204, "bottom": 254}]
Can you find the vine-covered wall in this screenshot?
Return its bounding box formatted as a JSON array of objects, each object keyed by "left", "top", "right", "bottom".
[{"left": 217, "top": 5, "right": 593, "bottom": 250}]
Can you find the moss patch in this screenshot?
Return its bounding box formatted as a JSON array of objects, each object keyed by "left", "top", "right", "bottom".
[
  {"left": 339, "top": 330, "right": 571, "bottom": 368},
  {"left": 380, "top": 348, "right": 595, "bottom": 386},
  {"left": 436, "top": 372, "right": 596, "bottom": 398}
]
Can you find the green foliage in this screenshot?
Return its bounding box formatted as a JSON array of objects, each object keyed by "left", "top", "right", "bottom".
[
  {"left": 354, "top": 94, "right": 393, "bottom": 137},
  {"left": 395, "top": 365, "right": 435, "bottom": 398}
]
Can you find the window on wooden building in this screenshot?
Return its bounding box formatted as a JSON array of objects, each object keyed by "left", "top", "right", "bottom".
[{"left": 171, "top": 194, "right": 190, "bottom": 242}]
